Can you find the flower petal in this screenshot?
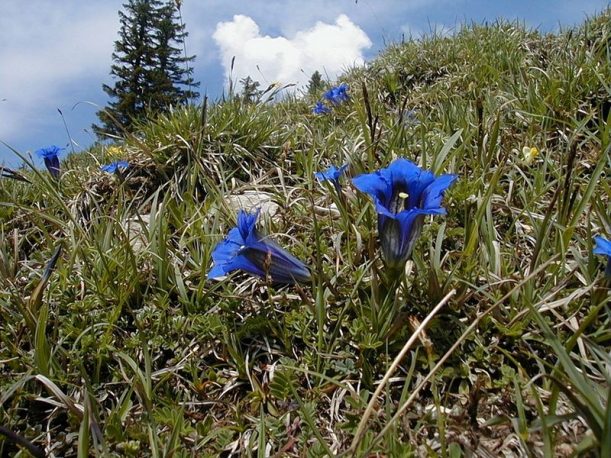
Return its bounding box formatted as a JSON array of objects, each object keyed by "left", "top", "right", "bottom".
[
  {"left": 43, "top": 156, "right": 61, "bottom": 179},
  {"left": 387, "top": 159, "right": 435, "bottom": 208},
  {"left": 315, "top": 164, "right": 348, "bottom": 183},
  {"left": 208, "top": 210, "right": 310, "bottom": 284},
  {"left": 237, "top": 210, "right": 259, "bottom": 243},
  {"left": 36, "top": 145, "right": 64, "bottom": 160},
  {"left": 211, "top": 228, "right": 242, "bottom": 259},
  {"left": 420, "top": 174, "right": 458, "bottom": 210},
  {"left": 101, "top": 160, "right": 130, "bottom": 173},
  {"left": 312, "top": 102, "right": 331, "bottom": 114},
  {"left": 380, "top": 208, "right": 431, "bottom": 268},
  {"left": 352, "top": 169, "right": 393, "bottom": 206},
  {"left": 207, "top": 263, "right": 228, "bottom": 280},
  {"left": 241, "top": 238, "right": 311, "bottom": 284},
  {"left": 593, "top": 236, "right": 611, "bottom": 257}
]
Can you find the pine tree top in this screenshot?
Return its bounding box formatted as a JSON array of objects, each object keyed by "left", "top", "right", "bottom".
[{"left": 94, "top": 0, "right": 199, "bottom": 138}]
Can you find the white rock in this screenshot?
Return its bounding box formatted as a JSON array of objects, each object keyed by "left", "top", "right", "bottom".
[
  {"left": 123, "top": 214, "right": 150, "bottom": 253},
  {"left": 223, "top": 191, "right": 280, "bottom": 220}
]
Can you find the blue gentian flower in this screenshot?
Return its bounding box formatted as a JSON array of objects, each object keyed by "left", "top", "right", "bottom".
[
  {"left": 101, "top": 160, "right": 129, "bottom": 174},
  {"left": 315, "top": 164, "right": 348, "bottom": 195},
  {"left": 352, "top": 158, "right": 457, "bottom": 270},
  {"left": 323, "top": 83, "right": 349, "bottom": 105},
  {"left": 400, "top": 109, "right": 419, "bottom": 126},
  {"left": 593, "top": 235, "right": 611, "bottom": 278},
  {"left": 35, "top": 145, "right": 64, "bottom": 179},
  {"left": 312, "top": 101, "right": 331, "bottom": 115},
  {"left": 208, "top": 210, "right": 311, "bottom": 284}
]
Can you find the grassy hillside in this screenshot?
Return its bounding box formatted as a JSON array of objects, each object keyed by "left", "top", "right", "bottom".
[{"left": 1, "top": 12, "right": 610, "bottom": 457}]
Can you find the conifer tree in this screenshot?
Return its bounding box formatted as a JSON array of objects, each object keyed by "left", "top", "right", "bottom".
[
  {"left": 239, "top": 76, "right": 261, "bottom": 104},
  {"left": 307, "top": 70, "right": 324, "bottom": 95},
  {"left": 148, "top": 1, "right": 199, "bottom": 111},
  {"left": 94, "top": 0, "right": 199, "bottom": 137}
]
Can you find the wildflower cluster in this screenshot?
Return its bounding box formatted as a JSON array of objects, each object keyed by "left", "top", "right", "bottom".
[
  {"left": 208, "top": 158, "right": 456, "bottom": 284},
  {"left": 312, "top": 83, "right": 349, "bottom": 114}
]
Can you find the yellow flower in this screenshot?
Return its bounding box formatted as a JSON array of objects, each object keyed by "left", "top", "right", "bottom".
[
  {"left": 522, "top": 146, "right": 539, "bottom": 165},
  {"left": 107, "top": 145, "right": 124, "bottom": 159}
]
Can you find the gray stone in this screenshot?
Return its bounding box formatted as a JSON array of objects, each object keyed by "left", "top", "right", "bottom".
[
  {"left": 123, "top": 214, "right": 150, "bottom": 254},
  {"left": 223, "top": 191, "right": 280, "bottom": 221}
]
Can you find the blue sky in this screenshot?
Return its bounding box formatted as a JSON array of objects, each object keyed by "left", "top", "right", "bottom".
[{"left": 0, "top": 0, "right": 608, "bottom": 167}]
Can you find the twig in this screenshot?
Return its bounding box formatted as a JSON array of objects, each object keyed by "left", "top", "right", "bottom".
[
  {"left": 0, "top": 425, "right": 46, "bottom": 458},
  {"left": 349, "top": 289, "right": 456, "bottom": 451}
]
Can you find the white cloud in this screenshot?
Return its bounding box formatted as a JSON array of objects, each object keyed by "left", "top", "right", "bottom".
[
  {"left": 212, "top": 14, "right": 372, "bottom": 90},
  {"left": 0, "top": 1, "right": 121, "bottom": 143}
]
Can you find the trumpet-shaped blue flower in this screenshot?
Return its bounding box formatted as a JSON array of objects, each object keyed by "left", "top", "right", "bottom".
[
  {"left": 208, "top": 210, "right": 311, "bottom": 284},
  {"left": 594, "top": 236, "right": 611, "bottom": 257},
  {"left": 35, "top": 145, "right": 64, "bottom": 179},
  {"left": 101, "top": 160, "right": 129, "bottom": 173},
  {"left": 312, "top": 101, "right": 331, "bottom": 115},
  {"left": 324, "top": 83, "right": 349, "bottom": 105},
  {"left": 352, "top": 158, "right": 457, "bottom": 270},
  {"left": 315, "top": 164, "right": 348, "bottom": 190},
  {"left": 593, "top": 235, "right": 611, "bottom": 278}
]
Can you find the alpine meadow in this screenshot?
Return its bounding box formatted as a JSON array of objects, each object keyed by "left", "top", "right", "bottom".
[{"left": 0, "top": 7, "right": 610, "bottom": 457}]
